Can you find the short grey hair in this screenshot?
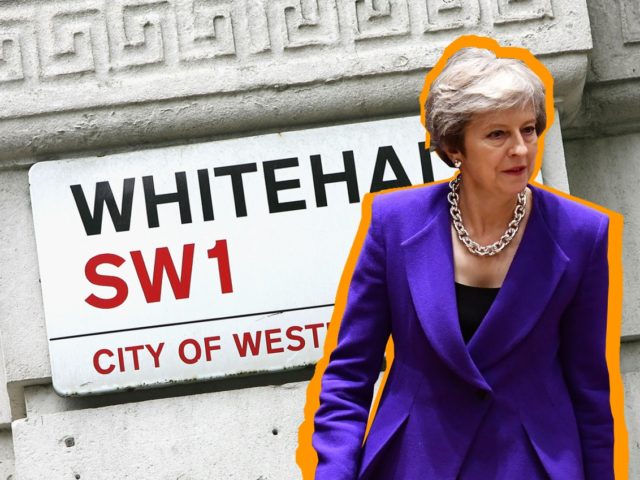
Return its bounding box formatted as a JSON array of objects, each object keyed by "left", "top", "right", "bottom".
[{"left": 424, "top": 47, "right": 546, "bottom": 167}]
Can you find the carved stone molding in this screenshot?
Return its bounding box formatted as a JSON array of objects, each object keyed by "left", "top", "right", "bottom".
[
  {"left": 278, "top": 0, "right": 340, "bottom": 48},
  {"left": 38, "top": 6, "right": 106, "bottom": 78},
  {"left": 492, "top": 0, "right": 553, "bottom": 25},
  {"left": 176, "top": 0, "right": 237, "bottom": 60},
  {"left": 353, "top": 0, "right": 411, "bottom": 40},
  {"left": 0, "top": 17, "right": 32, "bottom": 83},
  {"left": 0, "top": 0, "right": 591, "bottom": 162},
  {"left": 421, "top": 0, "right": 480, "bottom": 32}
]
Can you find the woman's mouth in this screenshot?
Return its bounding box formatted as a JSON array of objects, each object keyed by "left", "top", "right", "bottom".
[{"left": 503, "top": 166, "right": 526, "bottom": 175}]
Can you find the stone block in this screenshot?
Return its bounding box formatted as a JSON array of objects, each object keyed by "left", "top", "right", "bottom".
[
  {"left": 541, "top": 110, "right": 570, "bottom": 192},
  {"left": 564, "top": 132, "right": 640, "bottom": 337},
  {"left": 0, "top": 429, "right": 14, "bottom": 480},
  {"left": 0, "top": 168, "right": 51, "bottom": 420},
  {"left": 623, "top": 369, "right": 640, "bottom": 479},
  {"left": 14, "top": 381, "right": 307, "bottom": 479}
]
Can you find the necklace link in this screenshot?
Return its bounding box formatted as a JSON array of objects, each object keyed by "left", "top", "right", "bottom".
[{"left": 448, "top": 175, "right": 527, "bottom": 257}]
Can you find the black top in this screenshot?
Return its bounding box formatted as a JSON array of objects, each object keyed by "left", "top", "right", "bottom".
[{"left": 454, "top": 282, "right": 500, "bottom": 344}]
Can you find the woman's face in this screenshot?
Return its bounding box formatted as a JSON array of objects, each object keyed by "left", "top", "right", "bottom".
[{"left": 450, "top": 106, "right": 538, "bottom": 198}]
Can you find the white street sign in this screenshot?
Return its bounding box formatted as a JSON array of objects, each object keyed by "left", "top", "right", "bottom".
[{"left": 29, "top": 115, "right": 502, "bottom": 395}]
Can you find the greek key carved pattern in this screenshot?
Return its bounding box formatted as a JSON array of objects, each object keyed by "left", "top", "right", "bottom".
[
  {"left": 272, "top": 0, "right": 340, "bottom": 49},
  {"left": 353, "top": 0, "right": 410, "bottom": 41},
  {"left": 37, "top": 7, "right": 106, "bottom": 78},
  {"left": 176, "top": 0, "right": 236, "bottom": 60},
  {"left": 421, "top": 0, "right": 480, "bottom": 32},
  {"left": 244, "top": 0, "right": 272, "bottom": 53},
  {"left": 491, "top": 0, "right": 553, "bottom": 25},
  {"left": 619, "top": 0, "right": 640, "bottom": 45},
  {"left": 0, "top": 18, "right": 29, "bottom": 83},
  {"left": 0, "top": 0, "right": 565, "bottom": 85},
  {"left": 107, "top": 1, "right": 176, "bottom": 70}
]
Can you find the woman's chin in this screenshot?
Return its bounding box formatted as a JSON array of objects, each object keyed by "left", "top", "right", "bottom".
[{"left": 500, "top": 173, "right": 529, "bottom": 191}]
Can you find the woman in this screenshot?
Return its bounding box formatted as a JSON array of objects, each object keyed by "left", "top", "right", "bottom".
[{"left": 311, "top": 46, "right": 615, "bottom": 479}]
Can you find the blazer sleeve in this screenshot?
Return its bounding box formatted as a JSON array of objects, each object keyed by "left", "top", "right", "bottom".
[
  {"left": 560, "top": 215, "right": 614, "bottom": 480},
  {"left": 312, "top": 196, "right": 392, "bottom": 480}
]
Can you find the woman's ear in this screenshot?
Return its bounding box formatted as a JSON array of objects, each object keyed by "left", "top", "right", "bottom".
[
  {"left": 441, "top": 143, "right": 461, "bottom": 163},
  {"left": 441, "top": 144, "right": 463, "bottom": 168}
]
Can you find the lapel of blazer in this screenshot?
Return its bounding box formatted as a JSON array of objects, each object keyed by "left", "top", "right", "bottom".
[
  {"left": 467, "top": 184, "right": 569, "bottom": 369},
  {"left": 402, "top": 199, "right": 490, "bottom": 391},
  {"left": 401, "top": 183, "right": 568, "bottom": 388}
]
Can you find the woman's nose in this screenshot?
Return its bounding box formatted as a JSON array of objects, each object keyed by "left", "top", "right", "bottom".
[{"left": 509, "top": 132, "right": 528, "bottom": 156}]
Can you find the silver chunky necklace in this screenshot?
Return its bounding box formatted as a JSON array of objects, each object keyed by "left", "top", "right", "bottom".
[{"left": 448, "top": 175, "right": 527, "bottom": 256}]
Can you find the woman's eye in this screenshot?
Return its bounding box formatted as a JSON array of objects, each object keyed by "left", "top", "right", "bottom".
[
  {"left": 488, "top": 130, "right": 504, "bottom": 139},
  {"left": 522, "top": 126, "right": 536, "bottom": 135}
]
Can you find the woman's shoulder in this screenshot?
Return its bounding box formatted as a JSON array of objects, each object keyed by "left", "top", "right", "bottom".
[
  {"left": 371, "top": 181, "right": 449, "bottom": 217},
  {"left": 366, "top": 182, "right": 449, "bottom": 241},
  {"left": 530, "top": 182, "right": 610, "bottom": 240}
]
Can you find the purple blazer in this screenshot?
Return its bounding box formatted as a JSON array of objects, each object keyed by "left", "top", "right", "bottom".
[{"left": 313, "top": 181, "right": 613, "bottom": 480}]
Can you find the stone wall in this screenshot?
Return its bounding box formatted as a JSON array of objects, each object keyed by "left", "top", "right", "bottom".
[{"left": 562, "top": 2, "right": 640, "bottom": 473}]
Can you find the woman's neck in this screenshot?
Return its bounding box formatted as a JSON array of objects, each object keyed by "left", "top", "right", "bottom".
[{"left": 457, "top": 182, "right": 523, "bottom": 240}]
